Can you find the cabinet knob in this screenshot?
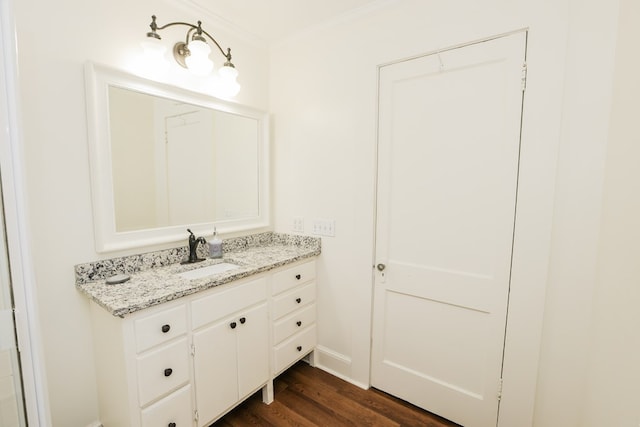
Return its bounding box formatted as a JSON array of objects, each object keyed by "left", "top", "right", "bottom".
[
  {"left": 164, "top": 368, "right": 173, "bottom": 377},
  {"left": 239, "top": 317, "right": 246, "bottom": 324},
  {"left": 168, "top": 423, "right": 176, "bottom": 427},
  {"left": 230, "top": 321, "right": 237, "bottom": 329},
  {"left": 296, "top": 321, "right": 302, "bottom": 327},
  {"left": 295, "top": 274, "right": 301, "bottom": 280},
  {"left": 297, "top": 346, "right": 302, "bottom": 352},
  {"left": 161, "top": 324, "right": 171, "bottom": 333},
  {"left": 296, "top": 297, "right": 302, "bottom": 304}
]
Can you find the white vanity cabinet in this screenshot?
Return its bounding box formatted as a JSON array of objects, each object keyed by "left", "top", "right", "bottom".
[
  {"left": 88, "top": 258, "right": 317, "bottom": 427},
  {"left": 271, "top": 261, "right": 317, "bottom": 375},
  {"left": 191, "top": 278, "right": 269, "bottom": 426},
  {"left": 90, "top": 300, "right": 193, "bottom": 427}
]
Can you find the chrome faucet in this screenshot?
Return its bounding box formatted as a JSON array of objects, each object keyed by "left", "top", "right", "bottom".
[{"left": 184, "top": 229, "right": 207, "bottom": 264}]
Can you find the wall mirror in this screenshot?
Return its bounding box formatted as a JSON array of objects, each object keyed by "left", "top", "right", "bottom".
[{"left": 84, "top": 63, "right": 269, "bottom": 252}]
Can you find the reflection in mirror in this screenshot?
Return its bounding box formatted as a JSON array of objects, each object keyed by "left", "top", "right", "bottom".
[
  {"left": 85, "top": 63, "right": 269, "bottom": 252},
  {"left": 109, "top": 87, "right": 259, "bottom": 232}
]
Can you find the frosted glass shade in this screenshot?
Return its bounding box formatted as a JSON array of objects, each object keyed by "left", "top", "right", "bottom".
[
  {"left": 218, "top": 64, "right": 238, "bottom": 81},
  {"left": 218, "top": 64, "right": 240, "bottom": 96},
  {"left": 185, "top": 39, "right": 213, "bottom": 76},
  {"left": 141, "top": 37, "right": 167, "bottom": 61}
]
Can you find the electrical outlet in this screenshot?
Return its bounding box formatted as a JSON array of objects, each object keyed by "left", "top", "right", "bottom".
[
  {"left": 292, "top": 217, "right": 304, "bottom": 233},
  {"left": 311, "top": 218, "right": 335, "bottom": 237}
]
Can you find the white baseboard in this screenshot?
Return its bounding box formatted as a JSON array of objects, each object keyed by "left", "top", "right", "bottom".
[{"left": 313, "top": 345, "right": 369, "bottom": 390}]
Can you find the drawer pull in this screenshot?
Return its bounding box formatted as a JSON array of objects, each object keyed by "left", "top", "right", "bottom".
[
  {"left": 168, "top": 423, "right": 176, "bottom": 427},
  {"left": 296, "top": 345, "right": 302, "bottom": 352},
  {"left": 295, "top": 274, "right": 301, "bottom": 280},
  {"left": 296, "top": 297, "right": 302, "bottom": 304},
  {"left": 239, "top": 317, "right": 246, "bottom": 324},
  {"left": 296, "top": 321, "right": 302, "bottom": 327},
  {"left": 230, "top": 321, "right": 237, "bottom": 329},
  {"left": 164, "top": 368, "right": 173, "bottom": 377},
  {"left": 161, "top": 324, "right": 171, "bottom": 333}
]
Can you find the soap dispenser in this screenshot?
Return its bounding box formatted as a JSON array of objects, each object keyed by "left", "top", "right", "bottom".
[{"left": 208, "top": 227, "right": 223, "bottom": 259}]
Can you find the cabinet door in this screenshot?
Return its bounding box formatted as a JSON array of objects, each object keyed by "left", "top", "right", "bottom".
[
  {"left": 237, "top": 302, "right": 269, "bottom": 398},
  {"left": 193, "top": 317, "right": 238, "bottom": 426}
]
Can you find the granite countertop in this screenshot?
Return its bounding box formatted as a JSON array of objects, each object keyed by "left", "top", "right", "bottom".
[{"left": 75, "top": 233, "right": 320, "bottom": 317}]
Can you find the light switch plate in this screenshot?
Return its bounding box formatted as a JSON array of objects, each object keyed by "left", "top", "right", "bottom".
[
  {"left": 311, "top": 218, "right": 335, "bottom": 237},
  {"left": 292, "top": 217, "right": 304, "bottom": 233}
]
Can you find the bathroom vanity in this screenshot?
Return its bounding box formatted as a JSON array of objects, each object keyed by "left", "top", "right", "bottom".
[{"left": 76, "top": 233, "right": 319, "bottom": 427}]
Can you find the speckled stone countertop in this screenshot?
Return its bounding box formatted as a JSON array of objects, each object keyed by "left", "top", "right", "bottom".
[{"left": 75, "top": 232, "right": 320, "bottom": 317}]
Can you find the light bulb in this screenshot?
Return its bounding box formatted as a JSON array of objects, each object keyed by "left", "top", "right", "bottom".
[{"left": 185, "top": 39, "right": 213, "bottom": 76}]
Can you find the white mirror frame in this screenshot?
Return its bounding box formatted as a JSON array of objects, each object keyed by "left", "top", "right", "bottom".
[{"left": 84, "top": 62, "right": 270, "bottom": 252}]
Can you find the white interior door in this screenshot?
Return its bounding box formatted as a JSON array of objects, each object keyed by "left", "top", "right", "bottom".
[{"left": 371, "top": 32, "right": 526, "bottom": 427}]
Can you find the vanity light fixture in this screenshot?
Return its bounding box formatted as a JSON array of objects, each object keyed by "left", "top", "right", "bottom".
[{"left": 144, "top": 15, "right": 240, "bottom": 96}]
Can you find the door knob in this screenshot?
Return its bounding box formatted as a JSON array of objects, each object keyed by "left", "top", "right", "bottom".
[{"left": 376, "top": 263, "right": 386, "bottom": 271}]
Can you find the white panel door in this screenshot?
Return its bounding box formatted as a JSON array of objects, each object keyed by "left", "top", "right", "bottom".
[{"left": 371, "top": 32, "right": 526, "bottom": 427}]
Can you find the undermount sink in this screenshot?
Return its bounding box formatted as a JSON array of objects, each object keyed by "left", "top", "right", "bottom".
[{"left": 176, "top": 262, "right": 240, "bottom": 280}]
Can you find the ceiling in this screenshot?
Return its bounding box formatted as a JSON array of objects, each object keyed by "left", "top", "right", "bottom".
[{"left": 186, "top": 0, "right": 384, "bottom": 44}]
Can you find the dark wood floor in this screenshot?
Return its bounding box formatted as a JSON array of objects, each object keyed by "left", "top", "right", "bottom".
[{"left": 211, "top": 361, "right": 460, "bottom": 426}]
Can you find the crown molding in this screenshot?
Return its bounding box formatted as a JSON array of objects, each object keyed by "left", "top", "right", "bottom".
[
  {"left": 271, "top": 0, "right": 400, "bottom": 47},
  {"left": 167, "top": 0, "right": 270, "bottom": 49}
]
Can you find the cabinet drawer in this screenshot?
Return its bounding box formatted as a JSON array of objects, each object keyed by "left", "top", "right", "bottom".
[
  {"left": 273, "top": 303, "right": 316, "bottom": 344},
  {"left": 272, "top": 282, "right": 316, "bottom": 319},
  {"left": 135, "top": 304, "right": 187, "bottom": 353},
  {"left": 141, "top": 384, "right": 192, "bottom": 427},
  {"left": 192, "top": 278, "right": 267, "bottom": 329},
  {"left": 272, "top": 261, "right": 316, "bottom": 295},
  {"left": 273, "top": 324, "right": 316, "bottom": 375},
  {"left": 137, "top": 338, "right": 190, "bottom": 406}
]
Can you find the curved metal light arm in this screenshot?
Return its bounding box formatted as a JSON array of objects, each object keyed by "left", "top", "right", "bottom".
[{"left": 148, "top": 15, "right": 232, "bottom": 62}]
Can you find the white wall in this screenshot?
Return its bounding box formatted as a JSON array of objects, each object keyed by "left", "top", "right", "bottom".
[
  {"left": 532, "top": 0, "right": 620, "bottom": 424},
  {"left": 12, "top": 0, "right": 269, "bottom": 425},
  {"left": 581, "top": 0, "right": 640, "bottom": 425},
  {"left": 270, "top": 0, "right": 629, "bottom": 426}
]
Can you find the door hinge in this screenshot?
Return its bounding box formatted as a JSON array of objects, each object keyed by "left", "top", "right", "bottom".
[
  {"left": 194, "top": 409, "right": 199, "bottom": 422},
  {"left": 521, "top": 62, "right": 528, "bottom": 92},
  {"left": 497, "top": 378, "right": 503, "bottom": 401},
  {"left": 190, "top": 343, "right": 196, "bottom": 357}
]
